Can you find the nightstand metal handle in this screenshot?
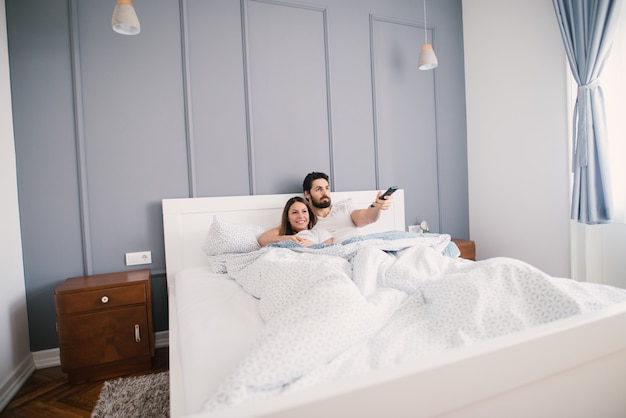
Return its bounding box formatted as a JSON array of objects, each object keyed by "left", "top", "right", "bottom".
[
  {"left": 101, "top": 296, "right": 109, "bottom": 304},
  {"left": 134, "top": 324, "right": 141, "bottom": 342}
]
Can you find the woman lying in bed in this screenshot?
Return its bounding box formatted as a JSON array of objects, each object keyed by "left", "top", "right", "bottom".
[{"left": 261, "top": 196, "right": 333, "bottom": 247}]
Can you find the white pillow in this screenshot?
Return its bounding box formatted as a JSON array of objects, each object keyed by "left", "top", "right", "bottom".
[{"left": 202, "top": 217, "right": 264, "bottom": 256}]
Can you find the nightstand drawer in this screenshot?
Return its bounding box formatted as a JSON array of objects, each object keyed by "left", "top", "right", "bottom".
[
  {"left": 55, "top": 284, "right": 146, "bottom": 315},
  {"left": 58, "top": 305, "right": 151, "bottom": 369}
]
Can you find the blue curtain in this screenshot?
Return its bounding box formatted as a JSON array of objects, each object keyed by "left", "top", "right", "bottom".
[{"left": 552, "top": 0, "right": 623, "bottom": 224}]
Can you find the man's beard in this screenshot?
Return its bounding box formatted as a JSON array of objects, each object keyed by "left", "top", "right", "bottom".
[{"left": 311, "top": 195, "right": 331, "bottom": 209}]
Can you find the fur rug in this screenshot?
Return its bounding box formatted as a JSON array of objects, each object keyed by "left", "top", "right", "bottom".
[{"left": 91, "top": 371, "right": 169, "bottom": 418}]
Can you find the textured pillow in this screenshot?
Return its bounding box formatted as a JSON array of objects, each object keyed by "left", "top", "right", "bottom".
[{"left": 202, "top": 217, "right": 264, "bottom": 256}]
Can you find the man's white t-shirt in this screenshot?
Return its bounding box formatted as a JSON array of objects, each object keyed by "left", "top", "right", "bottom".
[
  {"left": 313, "top": 200, "right": 360, "bottom": 243},
  {"left": 296, "top": 228, "right": 332, "bottom": 244}
]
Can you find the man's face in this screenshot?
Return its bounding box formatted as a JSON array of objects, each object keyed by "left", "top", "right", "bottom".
[{"left": 306, "top": 178, "right": 331, "bottom": 209}]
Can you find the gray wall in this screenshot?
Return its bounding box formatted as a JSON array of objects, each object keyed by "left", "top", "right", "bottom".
[{"left": 6, "top": 0, "right": 468, "bottom": 351}]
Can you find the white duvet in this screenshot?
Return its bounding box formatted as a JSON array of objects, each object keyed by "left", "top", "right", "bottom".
[{"left": 202, "top": 233, "right": 626, "bottom": 412}]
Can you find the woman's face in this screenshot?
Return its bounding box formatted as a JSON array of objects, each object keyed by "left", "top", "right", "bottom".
[{"left": 288, "top": 201, "right": 310, "bottom": 232}]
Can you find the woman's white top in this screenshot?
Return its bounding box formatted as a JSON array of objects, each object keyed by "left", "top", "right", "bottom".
[{"left": 296, "top": 228, "right": 333, "bottom": 244}]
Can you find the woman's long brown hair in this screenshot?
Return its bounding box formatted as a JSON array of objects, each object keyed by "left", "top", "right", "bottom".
[{"left": 279, "top": 196, "right": 317, "bottom": 235}]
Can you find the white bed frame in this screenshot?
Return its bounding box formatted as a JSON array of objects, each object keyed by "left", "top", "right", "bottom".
[{"left": 163, "top": 191, "right": 626, "bottom": 417}]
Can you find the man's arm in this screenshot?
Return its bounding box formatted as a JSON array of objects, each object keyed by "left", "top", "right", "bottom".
[{"left": 350, "top": 191, "right": 394, "bottom": 227}]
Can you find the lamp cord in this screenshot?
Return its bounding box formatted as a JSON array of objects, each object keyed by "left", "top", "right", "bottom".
[{"left": 423, "top": 0, "right": 428, "bottom": 43}]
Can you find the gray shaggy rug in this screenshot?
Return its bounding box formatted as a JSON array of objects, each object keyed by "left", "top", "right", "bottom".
[{"left": 91, "top": 371, "right": 169, "bottom": 418}]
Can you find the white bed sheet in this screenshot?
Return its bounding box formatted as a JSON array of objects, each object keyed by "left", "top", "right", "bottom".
[{"left": 174, "top": 267, "right": 263, "bottom": 413}]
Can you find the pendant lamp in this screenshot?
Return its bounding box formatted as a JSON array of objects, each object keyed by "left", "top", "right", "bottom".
[
  {"left": 418, "top": 0, "right": 438, "bottom": 70},
  {"left": 112, "top": 0, "right": 141, "bottom": 35}
]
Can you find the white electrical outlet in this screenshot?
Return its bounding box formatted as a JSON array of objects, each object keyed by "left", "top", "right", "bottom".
[{"left": 125, "top": 251, "right": 152, "bottom": 266}]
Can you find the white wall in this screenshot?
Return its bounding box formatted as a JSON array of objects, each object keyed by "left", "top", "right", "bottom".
[
  {"left": 0, "top": 0, "right": 34, "bottom": 409},
  {"left": 462, "top": 0, "right": 571, "bottom": 278}
]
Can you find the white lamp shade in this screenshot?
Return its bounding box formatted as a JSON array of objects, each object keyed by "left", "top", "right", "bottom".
[
  {"left": 418, "top": 44, "right": 438, "bottom": 70},
  {"left": 112, "top": 1, "right": 141, "bottom": 35}
]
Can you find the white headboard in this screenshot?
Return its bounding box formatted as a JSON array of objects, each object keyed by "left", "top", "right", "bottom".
[{"left": 162, "top": 190, "right": 405, "bottom": 284}]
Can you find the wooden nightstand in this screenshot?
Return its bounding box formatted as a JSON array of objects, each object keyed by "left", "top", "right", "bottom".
[
  {"left": 54, "top": 269, "right": 155, "bottom": 384},
  {"left": 451, "top": 238, "right": 476, "bottom": 261}
]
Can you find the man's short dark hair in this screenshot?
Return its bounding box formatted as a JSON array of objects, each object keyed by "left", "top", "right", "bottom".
[{"left": 302, "top": 172, "right": 329, "bottom": 193}]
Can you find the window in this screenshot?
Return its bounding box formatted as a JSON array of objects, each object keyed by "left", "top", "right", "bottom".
[{"left": 601, "top": 4, "right": 626, "bottom": 223}]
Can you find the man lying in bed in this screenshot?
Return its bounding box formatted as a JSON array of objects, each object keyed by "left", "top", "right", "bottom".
[{"left": 257, "top": 172, "right": 393, "bottom": 246}]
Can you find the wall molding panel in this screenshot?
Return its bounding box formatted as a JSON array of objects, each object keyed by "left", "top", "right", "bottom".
[
  {"left": 243, "top": 0, "right": 333, "bottom": 194},
  {"left": 179, "top": 0, "right": 197, "bottom": 198},
  {"left": 369, "top": 15, "right": 441, "bottom": 228},
  {"left": 69, "top": 0, "right": 94, "bottom": 275}
]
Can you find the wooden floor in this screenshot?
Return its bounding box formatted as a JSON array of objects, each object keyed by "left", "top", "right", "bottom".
[{"left": 0, "top": 347, "right": 169, "bottom": 418}]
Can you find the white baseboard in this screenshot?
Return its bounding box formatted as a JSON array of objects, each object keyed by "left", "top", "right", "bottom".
[
  {"left": 32, "top": 347, "right": 62, "bottom": 369},
  {"left": 32, "top": 330, "right": 170, "bottom": 369},
  {"left": 0, "top": 353, "right": 35, "bottom": 412},
  {"left": 154, "top": 330, "right": 169, "bottom": 349}
]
